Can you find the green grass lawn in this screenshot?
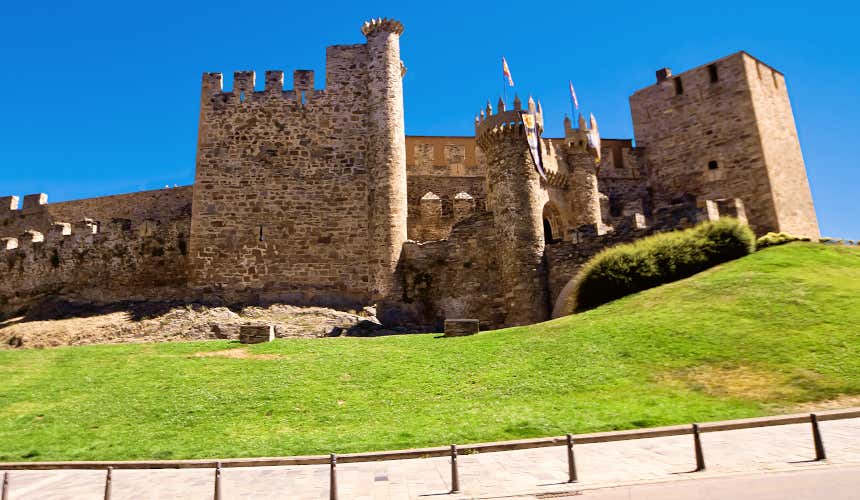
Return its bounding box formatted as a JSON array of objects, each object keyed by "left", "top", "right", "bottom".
[{"left": 1, "top": 242, "right": 859, "bottom": 462}]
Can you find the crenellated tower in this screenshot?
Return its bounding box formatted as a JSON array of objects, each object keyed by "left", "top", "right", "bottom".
[
  {"left": 362, "top": 18, "right": 409, "bottom": 301},
  {"left": 562, "top": 114, "right": 604, "bottom": 231},
  {"left": 475, "top": 97, "right": 549, "bottom": 326},
  {"left": 630, "top": 52, "right": 819, "bottom": 237},
  {"left": 188, "top": 18, "right": 409, "bottom": 308}
]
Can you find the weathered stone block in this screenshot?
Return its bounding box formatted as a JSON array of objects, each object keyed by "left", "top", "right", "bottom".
[
  {"left": 239, "top": 324, "right": 275, "bottom": 344},
  {"left": 0, "top": 196, "right": 19, "bottom": 212},
  {"left": 22, "top": 193, "right": 47, "bottom": 212},
  {"left": 444, "top": 319, "right": 480, "bottom": 337}
]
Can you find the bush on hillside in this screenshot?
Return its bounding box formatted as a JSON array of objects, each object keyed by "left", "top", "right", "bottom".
[
  {"left": 756, "top": 232, "right": 809, "bottom": 249},
  {"left": 572, "top": 218, "right": 755, "bottom": 312}
]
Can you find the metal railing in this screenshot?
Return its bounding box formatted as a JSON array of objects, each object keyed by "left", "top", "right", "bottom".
[{"left": 1, "top": 408, "right": 857, "bottom": 499}]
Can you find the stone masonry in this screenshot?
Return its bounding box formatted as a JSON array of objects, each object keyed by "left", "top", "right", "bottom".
[{"left": 0, "top": 21, "right": 821, "bottom": 330}]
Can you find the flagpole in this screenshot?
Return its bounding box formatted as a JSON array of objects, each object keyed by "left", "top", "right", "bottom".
[{"left": 502, "top": 59, "right": 507, "bottom": 107}]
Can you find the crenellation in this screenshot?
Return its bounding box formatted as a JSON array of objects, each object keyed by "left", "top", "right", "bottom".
[
  {"left": 232, "top": 70, "right": 256, "bottom": 97},
  {"left": 453, "top": 192, "right": 475, "bottom": 222},
  {"left": 74, "top": 218, "right": 98, "bottom": 235},
  {"left": 264, "top": 70, "right": 284, "bottom": 92},
  {"left": 19, "top": 230, "right": 44, "bottom": 245},
  {"left": 717, "top": 198, "right": 748, "bottom": 225},
  {"left": 1, "top": 195, "right": 19, "bottom": 212},
  {"left": 22, "top": 193, "right": 48, "bottom": 212},
  {"left": 201, "top": 72, "right": 223, "bottom": 95},
  {"left": 2, "top": 237, "right": 18, "bottom": 250},
  {"left": 293, "top": 70, "right": 314, "bottom": 92},
  {"left": 47, "top": 222, "right": 71, "bottom": 241}
]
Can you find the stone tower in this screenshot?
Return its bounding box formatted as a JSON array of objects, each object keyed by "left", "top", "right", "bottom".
[
  {"left": 629, "top": 51, "right": 819, "bottom": 237},
  {"left": 475, "top": 97, "right": 549, "bottom": 326},
  {"left": 362, "top": 18, "right": 409, "bottom": 301},
  {"left": 563, "top": 114, "right": 603, "bottom": 230},
  {"left": 188, "top": 18, "right": 408, "bottom": 307}
]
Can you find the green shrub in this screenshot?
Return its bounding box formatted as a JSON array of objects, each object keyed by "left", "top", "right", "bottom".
[
  {"left": 756, "top": 232, "right": 808, "bottom": 249},
  {"left": 572, "top": 218, "right": 755, "bottom": 311}
]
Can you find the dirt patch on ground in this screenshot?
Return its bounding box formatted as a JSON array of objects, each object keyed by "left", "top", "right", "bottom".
[
  {"left": 790, "top": 395, "right": 860, "bottom": 412},
  {"left": 193, "top": 349, "right": 283, "bottom": 360},
  {"left": 658, "top": 364, "right": 805, "bottom": 401},
  {"left": 0, "top": 302, "right": 406, "bottom": 349}
]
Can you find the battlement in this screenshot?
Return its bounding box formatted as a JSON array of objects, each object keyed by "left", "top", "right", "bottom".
[
  {"left": 1, "top": 216, "right": 185, "bottom": 253},
  {"left": 631, "top": 51, "right": 788, "bottom": 106},
  {"left": 475, "top": 96, "right": 543, "bottom": 145},
  {"left": 1, "top": 215, "right": 190, "bottom": 314},
  {"left": 0, "top": 193, "right": 50, "bottom": 215},
  {"left": 201, "top": 69, "right": 323, "bottom": 104},
  {"left": 361, "top": 17, "right": 404, "bottom": 37},
  {"left": 0, "top": 195, "right": 19, "bottom": 213}
]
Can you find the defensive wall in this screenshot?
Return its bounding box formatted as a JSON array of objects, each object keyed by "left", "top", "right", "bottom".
[{"left": 0, "top": 21, "right": 821, "bottom": 330}]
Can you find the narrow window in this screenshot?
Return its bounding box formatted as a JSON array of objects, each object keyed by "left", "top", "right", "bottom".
[
  {"left": 708, "top": 64, "right": 719, "bottom": 83},
  {"left": 239, "top": 92, "right": 246, "bottom": 103},
  {"left": 756, "top": 62, "right": 762, "bottom": 79},
  {"left": 708, "top": 160, "right": 719, "bottom": 170},
  {"left": 673, "top": 77, "right": 683, "bottom": 95},
  {"left": 259, "top": 225, "right": 264, "bottom": 242},
  {"left": 772, "top": 71, "right": 779, "bottom": 89}
]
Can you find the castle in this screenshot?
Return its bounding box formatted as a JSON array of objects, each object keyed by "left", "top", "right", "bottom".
[{"left": 0, "top": 18, "right": 819, "bottom": 330}]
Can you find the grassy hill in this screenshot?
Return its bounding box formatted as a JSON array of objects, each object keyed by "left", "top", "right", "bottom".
[{"left": 1, "top": 242, "right": 859, "bottom": 462}]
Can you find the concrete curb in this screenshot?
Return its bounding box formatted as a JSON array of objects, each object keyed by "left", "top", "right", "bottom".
[{"left": 1, "top": 407, "right": 857, "bottom": 471}]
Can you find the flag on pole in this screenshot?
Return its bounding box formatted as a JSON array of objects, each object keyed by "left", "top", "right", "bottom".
[
  {"left": 569, "top": 80, "right": 579, "bottom": 110},
  {"left": 502, "top": 57, "right": 514, "bottom": 86}
]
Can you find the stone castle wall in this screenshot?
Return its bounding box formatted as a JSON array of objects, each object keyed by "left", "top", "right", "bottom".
[
  {"left": 0, "top": 28, "right": 822, "bottom": 331},
  {"left": 630, "top": 51, "right": 818, "bottom": 238},
  {"left": 1, "top": 187, "right": 192, "bottom": 236},
  {"left": 399, "top": 213, "right": 507, "bottom": 330},
  {"left": 1, "top": 216, "right": 189, "bottom": 317},
  {"left": 0, "top": 187, "right": 193, "bottom": 315}
]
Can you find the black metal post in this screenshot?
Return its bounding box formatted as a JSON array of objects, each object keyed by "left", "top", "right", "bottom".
[
  {"left": 692, "top": 423, "right": 706, "bottom": 471},
  {"left": 329, "top": 453, "right": 338, "bottom": 500},
  {"left": 103, "top": 466, "right": 112, "bottom": 500},
  {"left": 1, "top": 471, "right": 8, "bottom": 500},
  {"left": 811, "top": 413, "right": 827, "bottom": 461},
  {"left": 566, "top": 434, "right": 578, "bottom": 483},
  {"left": 450, "top": 444, "right": 460, "bottom": 493},
  {"left": 214, "top": 461, "right": 222, "bottom": 500}
]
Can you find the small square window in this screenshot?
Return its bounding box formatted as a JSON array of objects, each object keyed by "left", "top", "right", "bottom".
[{"left": 708, "top": 160, "right": 719, "bottom": 170}]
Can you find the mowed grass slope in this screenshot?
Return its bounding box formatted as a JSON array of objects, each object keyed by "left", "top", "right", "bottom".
[{"left": 1, "top": 243, "right": 859, "bottom": 462}]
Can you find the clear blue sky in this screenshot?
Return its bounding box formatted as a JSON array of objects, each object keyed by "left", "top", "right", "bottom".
[{"left": 1, "top": 1, "right": 857, "bottom": 237}]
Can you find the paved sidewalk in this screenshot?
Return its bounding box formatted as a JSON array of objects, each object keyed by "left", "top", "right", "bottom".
[
  {"left": 557, "top": 464, "right": 860, "bottom": 499},
  {"left": 3, "top": 418, "right": 860, "bottom": 499}
]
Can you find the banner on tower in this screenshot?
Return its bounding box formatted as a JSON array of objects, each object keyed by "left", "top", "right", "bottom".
[
  {"left": 521, "top": 110, "right": 546, "bottom": 180},
  {"left": 587, "top": 112, "right": 601, "bottom": 164}
]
